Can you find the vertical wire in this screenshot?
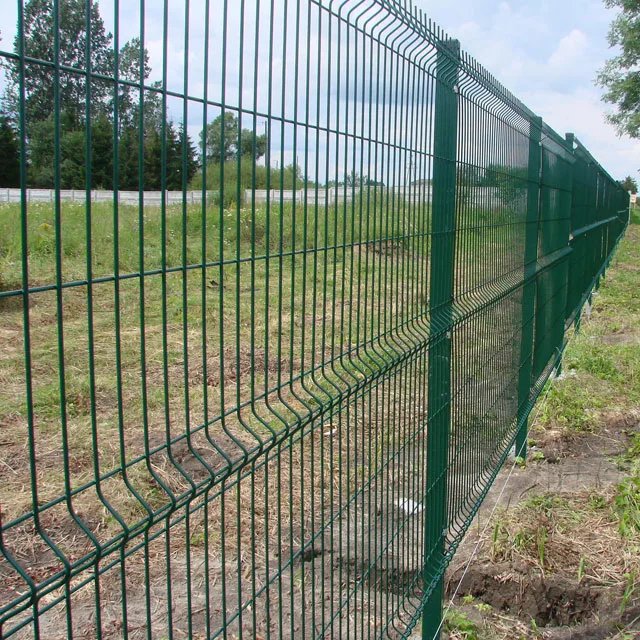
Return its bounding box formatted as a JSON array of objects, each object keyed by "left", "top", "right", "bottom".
[
  {"left": 82, "top": 0, "right": 109, "bottom": 635},
  {"left": 261, "top": 0, "right": 279, "bottom": 635},
  {"left": 51, "top": 0, "right": 74, "bottom": 633},
  {"left": 249, "top": 0, "right": 262, "bottom": 633},
  {"left": 159, "top": 0, "right": 176, "bottom": 633},
  {"left": 136, "top": 0, "right": 157, "bottom": 635},
  {"left": 218, "top": 0, "right": 230, "bottom": 631},
  {"left": 312, "top": 5, "right": 326, "bottom": 634},
  {"left": 235, "top": 1, "right": 246, "bottom": 634},
  {"left": 199, "top": 0, "right": 212, "bottom": 631},
  {"left": 341, "top": 9, "right": 352, "bottom": 634},
  {"left": 299, "top": 0, "right": 316, "bottom": 631},
  {"left": 179, "top": 0, "right": 196, "bottom": 635},
  {"left": 111, "top": 0, "right": 132, "bottom": 635},
  {"left": 16, "top": 0, "right": 42, "bottom": 635},
  {"left": 322, "top": 4, "right": 334, "bottom": 631}
]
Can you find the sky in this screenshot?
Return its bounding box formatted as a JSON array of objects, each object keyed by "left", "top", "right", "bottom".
[
  {"left": 422, "top": 0, "right": 638, "bottom": 180},
  {"left": 0, "top": 0, "right": 637, "bottom": 182}
]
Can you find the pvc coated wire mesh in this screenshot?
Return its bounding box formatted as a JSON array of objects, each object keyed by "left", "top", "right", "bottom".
[{"left": 0, "top": 0, "right": 630, "bottom": 638}]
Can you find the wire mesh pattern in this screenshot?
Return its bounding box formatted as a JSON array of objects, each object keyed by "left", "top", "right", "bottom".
[{"left": 0, "top": 0, "right": 630, "bottom": 638}]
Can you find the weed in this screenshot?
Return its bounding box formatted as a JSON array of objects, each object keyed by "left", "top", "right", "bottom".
[
  {"left": 539, "top": 384, "right": 597, "bottom": 433},
  {"left": 536, "top": 525, "right": 547, "bottom": 574},
  {"left": 490, "top": 521, "right": 502, "bottom": 561},
  {"left": 616, "top": 434, "right": 640, "bottom": 470},
  {"left": 614, "top": 471, "right": 640, "bottom": 538},
  {"left": 566, "top": 346, "right": 622, "bottom": 382},
  {"left": 577, "top": 556, "right": 588, "bottom": 582},
  {"left": 529, "top": 450, "right": 545, "bottom": 462},
  {"left": 190, "top": 532, "right": 206, "bottom": 547},
  {"left": 523, "top": 494, "right": 556, "bottom": 514},
  {"left": 588, "top": 494, "right": 607, "bottom": 510},
  {"left": 443, "top": 610, "right": 479, "bottom": 640},
  {"left": 620, "top": 571, "right": 636, "bottom": 612}
]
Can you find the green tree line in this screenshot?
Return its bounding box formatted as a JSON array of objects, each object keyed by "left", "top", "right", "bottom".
[{"left": 0, "top": 0, "right": 198, "bottom": 189}]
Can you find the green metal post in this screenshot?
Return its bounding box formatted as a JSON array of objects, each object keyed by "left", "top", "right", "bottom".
[
  {"left": 422, "top": 38, "right": 459, "bottom": 640},
  {"left": 515, "top": 116, "right": 542, "bottom": 458}
]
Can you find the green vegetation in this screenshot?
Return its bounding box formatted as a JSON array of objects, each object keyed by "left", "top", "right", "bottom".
[
  {"left": 0, "top": 193, "right": 433, "bottom": 525},
  {"left": 447, "top": 213, "right": 640, "bottom": 637},
  {"left": 190, "top": 158, "right": 311, "bottom": 208},
  {"left": 619, "top": 176, "right": 638, "bottom": 193},
  {"left": 0, "top": 116, "right": 20, "bottom": 187},
  {"left": 444, "top": 609, "right": 480, "bottom": 640},
  {"left": 615, "top": 473, "right": 640, "bottom": 539},
  {"left": 200, "top": 113, "right": 267, "bottom": 164},
  {"left": 0, "top": 0, "right": 198, "bottom": 189},
  {"left": 539, "top": 222, "right": 640, "bottom": 435},
  {"left": 598, "top": 0, "right": 640, "bottom": 137}
]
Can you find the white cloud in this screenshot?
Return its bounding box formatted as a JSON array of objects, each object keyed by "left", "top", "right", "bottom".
[
  {"left": 547, "top": 29, "right": 589, "bottom": 71},
  {"left": 435, "top": 0, "right": 636, "bottom": 178},
  {"left": 520, "top": 86, "right": 640, "bottom": 177}
]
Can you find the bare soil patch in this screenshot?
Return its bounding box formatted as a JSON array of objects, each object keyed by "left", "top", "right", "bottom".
[{"left": 444, "top": 418, "right": 640, "bottom": 639}]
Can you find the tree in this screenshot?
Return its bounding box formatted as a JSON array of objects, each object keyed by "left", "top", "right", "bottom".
[
  {"left": 619, "top": 175, "right": 638, "bottom": 193},
  {"left": 0, "top": 0, "right": 198, "bottom": 191},
  {"left": 117, "top": 127, "right": 140, "bottom": 190},
  {"left": 114, "top": 38, "right": 163, "bottom": 134},
  {"left": 344, "top": 170, "right": 361, "bottom": 188},
  {"left": 200, "top": 113, "right": 267, "bottom": 163},
  {"left": 90, "top": 113, "right": 114, "bottom": 189},
  {"left": 60, "top": 129, "right": 86, "bottom": 188},
  {"left": 479, "top": 164, "right": 527, "bottom": 208},
  {"left": 177, "top": 124, "right": 200, "bottom": 188},
  {"left": 115, "top": 121, "right": 198, "bottom": 191},
  {"left": 27, "top": 116, "right": 55, "bottom": 187},
  {"left": 0, "top": 116, "right": 20, "bottom": 187},
  {"left": 597, "top": 1, "right": 640, "bottom": 137},
  {"left": 1, "top": 0, "right": 113, "bottom": 127}
]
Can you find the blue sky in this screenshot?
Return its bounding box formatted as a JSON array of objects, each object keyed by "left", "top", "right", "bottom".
[{"left": 0, "top": 0, "right": 637, "bottom": 182}]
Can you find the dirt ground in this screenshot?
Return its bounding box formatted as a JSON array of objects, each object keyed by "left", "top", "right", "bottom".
[{"left": 440, "top": 404, "right": 640, "bottom": 639}]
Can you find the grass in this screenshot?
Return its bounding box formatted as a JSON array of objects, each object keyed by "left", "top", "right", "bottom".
[
  {"left": 444, "top": 609, "right": 481, "bottom": 640},
  {"left": 537, "top": 220, "right": 640, "bottom": 435},
  {"left": 0, "top": 195, "right": 517, "bottom": 528},
  {"left": 0, "top": 195, "right": 620, "bottom": 637},
  {"left": 0, "top": 194, "right": 444, "bottom": 637}
]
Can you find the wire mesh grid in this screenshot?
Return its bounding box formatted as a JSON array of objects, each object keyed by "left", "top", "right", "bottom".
[{"left": 0, "top": 0, "right": 630, "bottom": 638}]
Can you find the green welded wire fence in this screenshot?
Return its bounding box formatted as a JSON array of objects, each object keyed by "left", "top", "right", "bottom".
[{"left": 0, "top": 0, "right": 630, "bottom": 638}]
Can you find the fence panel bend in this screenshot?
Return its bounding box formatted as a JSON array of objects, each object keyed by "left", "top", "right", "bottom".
[{"left": 0, "top": 0, "right": 629, "bottom": 638}]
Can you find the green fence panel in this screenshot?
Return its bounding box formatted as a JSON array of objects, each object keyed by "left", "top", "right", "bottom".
[{"left": 0, "top": 0, "right": 629, "bottom": 638}]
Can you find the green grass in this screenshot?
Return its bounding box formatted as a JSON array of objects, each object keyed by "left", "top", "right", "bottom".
[
  {"left": 444, "top": 609, "right": 481, "bottom": 640},
  {"left": 538, "top": 219, "right": 640, "bottom": 434},
  {"left": 0, "top": 197, "right": 628, "bottom": 634},
  {"left": 0, "top": 195, "right": 440, "bottom": 530}
]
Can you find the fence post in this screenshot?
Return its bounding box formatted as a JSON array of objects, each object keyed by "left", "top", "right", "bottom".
[
  {"left": 515, "top": 116, "right": 542, "bottom": 459},
  {"left": 422, "top": 38, "right": 459, "bottom": 640}
]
